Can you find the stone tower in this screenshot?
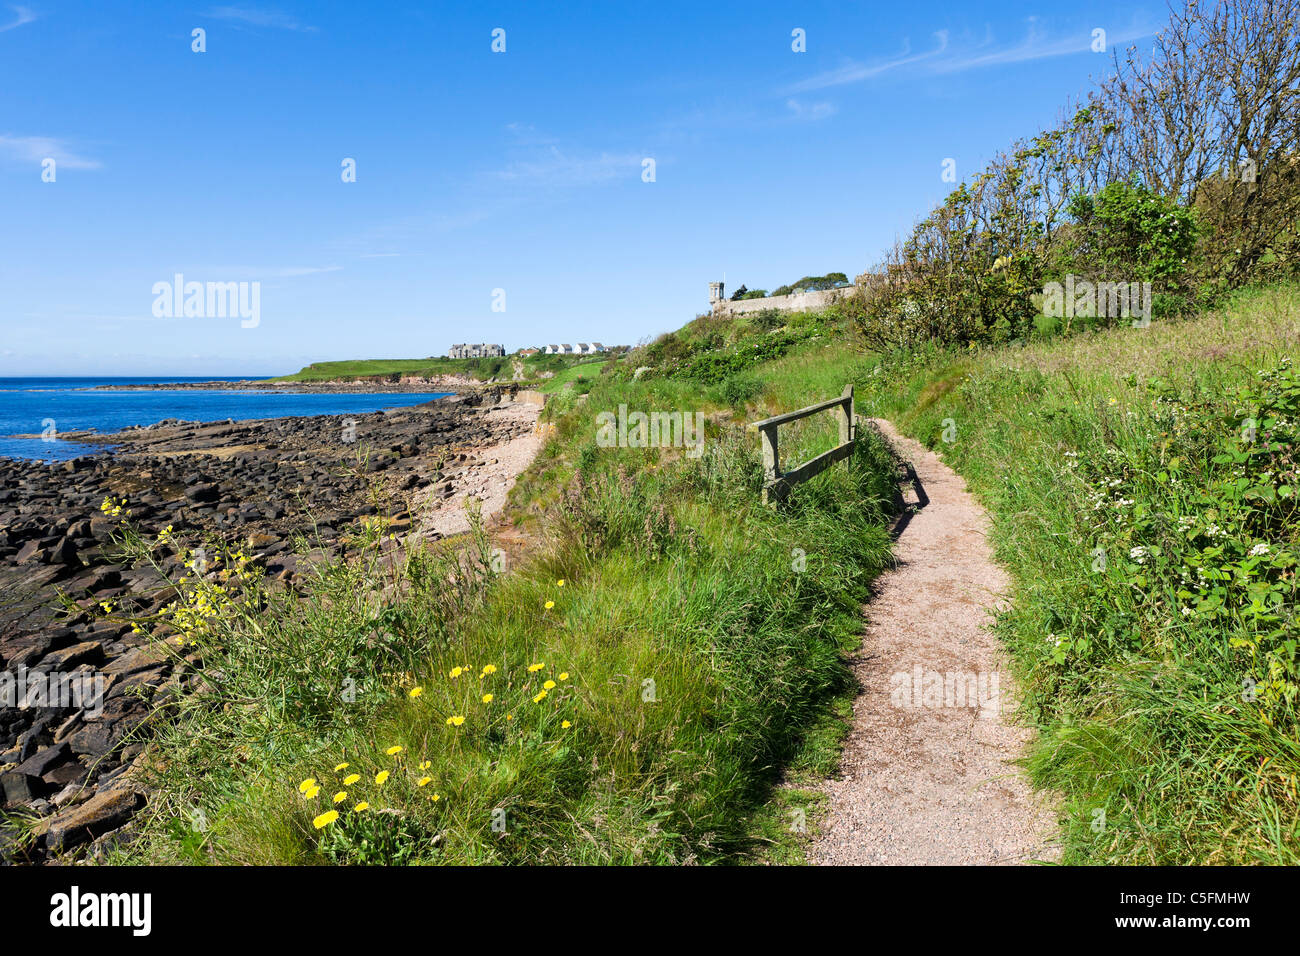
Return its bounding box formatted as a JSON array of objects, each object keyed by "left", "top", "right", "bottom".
[{"left": 708, "top": 281, "right": 724, "bottom": 306}]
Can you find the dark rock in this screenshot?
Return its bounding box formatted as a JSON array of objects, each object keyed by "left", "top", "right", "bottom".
[{"left": 44, "top": 787, "right": 142, "bottom": 853}]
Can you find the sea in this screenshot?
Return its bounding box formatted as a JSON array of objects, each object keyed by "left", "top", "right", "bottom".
[{"left": 0, "top": 377, "right": 450, "bottom": 462}]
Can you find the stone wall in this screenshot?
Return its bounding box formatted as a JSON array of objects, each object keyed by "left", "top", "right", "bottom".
[{"left": 710, "top": 285, "right": 854, "bottom": 317}]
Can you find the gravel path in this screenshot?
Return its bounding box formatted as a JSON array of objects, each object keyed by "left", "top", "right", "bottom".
[{"left": 807, "top": 418, "right": 1058, "bottom": 865}]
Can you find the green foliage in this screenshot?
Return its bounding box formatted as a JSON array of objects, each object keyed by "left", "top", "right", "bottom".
[{"left": 772, "top": 273, "right": 849, "bottom": 296}]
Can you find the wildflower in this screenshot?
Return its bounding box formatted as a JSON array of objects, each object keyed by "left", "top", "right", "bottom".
[
  {"left": 544, "top": 600, "right": 555, "bottom": 610},
  {"left": 506, "top": 714, "right": 513, "bottom": 721},
  {"left": 429, "top": 794, "right": 441, "bottom": 802},
  {"left": 533, "top": 690, "right": 548, "bottom": 703},
  {"left": 303, "top": 785, "right": 320, "bottom": 800},
  {"left": 386, "top": 745, "right": 404, "bottom": 757},
  {"left": 332, "top": 791, "right": 347, "bottom": 804},
  {"left": 480, "top": 664, "right": 497, "bottom": 677},
  {"left": 313, "top": 810, "right": 339, "bottom": 829},
  {"left": 561, "top": 720, "right": 571, "bottom": 729},
  {"left": 334, "top": 763, "right": 349, "bottom": 772},
  {"left": 528, "top": 663, "right": 544, "bottom": 673},
  {"left": 557, "top": 579, "right": 566, "bottom": 587},
  {"left": 409, "top": 686, "right": 424, "bottom": 699},
  {"left": 543, "top": 679, "right": 556, "bottom": 690},
  {"left": 354, "top": 802, "right": 369, "bottom": 813},
  {"left": 482, "top": 693, "right": 494, "bottom": 703},
  {"left": 417, "top": 776, "right": 432, "bottom": 787},
  {"left": 419, "top": 760, "right": 431, "bottom": 771},
  {"left": 375, "top": 770, "right": 390, "bottom": 785},
  {"left": 559, "top": 672, "right": 569, "bottom": 681},
  {"left": 446, "top": 715, "right": 466, "bottom": 727},
  {"left": 298, "top": 778, "right": 317, "bottom": 794},
  {"left": 343, "top": 774, "right": 360, "bottom": 786},
  {"left": 449, "top": 666, "right": 464, "bottom": 679},
  {"left": 1250, "top": 543, "right": 1270, "bottom": 557}
]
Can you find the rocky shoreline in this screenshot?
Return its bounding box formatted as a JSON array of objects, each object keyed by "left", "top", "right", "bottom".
[{"left": 0, "top": 387, "right": 540, "bottom": 862}]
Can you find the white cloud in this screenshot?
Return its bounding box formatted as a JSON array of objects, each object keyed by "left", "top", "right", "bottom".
[
  {"left": 493, "top": 146, "right": 642, "bottom": 188},
  {"left": 0, "top": 5, "right": 35, "bottom": 33},
  {"left": 786, "top": 20, "right": 1157, "bottom": 92},
  {"left": 204, "top": 6, "right": 316, "bottom": 32},
  {"left": 0, "top": 135, "right": 101, "bottom": 169}
]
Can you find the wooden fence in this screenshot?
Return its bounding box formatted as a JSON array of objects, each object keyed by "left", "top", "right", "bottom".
[{"left": 748, "top": 385, "right": 855, "bottom": 503}]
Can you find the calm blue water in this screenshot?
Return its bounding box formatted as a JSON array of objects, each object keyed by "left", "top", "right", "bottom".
[{"left": 0, "top": 378, "right": 450, "bottom": 462}]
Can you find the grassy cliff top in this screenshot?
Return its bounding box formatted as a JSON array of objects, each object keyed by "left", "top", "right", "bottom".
[{"left": 273, "top": 353, "right": 608, "bottom": 384}]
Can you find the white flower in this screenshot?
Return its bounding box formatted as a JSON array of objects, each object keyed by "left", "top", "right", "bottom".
[
  {"left": 1249, "top": 543, "right": 1270, "bottom": 557},
  {"left": 1129, "top": 546, "right": 1148, "bottom": 564}
]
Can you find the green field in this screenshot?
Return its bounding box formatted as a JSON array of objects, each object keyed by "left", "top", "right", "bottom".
[{"left": 273, "top": 352, "right": 602, "bottom": 385}]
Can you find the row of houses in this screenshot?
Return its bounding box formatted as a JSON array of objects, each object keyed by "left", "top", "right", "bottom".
[
  {"left": 542, "top": 343, "right": 606, "bottom": 355},
  {"left": 447, "top": 343, "right": 506, "bottom": 358}
]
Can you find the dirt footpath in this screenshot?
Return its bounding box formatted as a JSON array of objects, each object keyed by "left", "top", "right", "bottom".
[{"left": 807, "top": 418, "right": 1059, "bottom": 865}]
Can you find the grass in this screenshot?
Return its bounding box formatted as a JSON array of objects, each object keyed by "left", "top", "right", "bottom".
[
  {"left": 105, "top": 322, "right": 900, "bottom": 865},
  {"left": 856, "top": 281, "right": 1300, "bottom": 864},
  {"left": 536, "top": 359, "right": 610, "bottom": 394}
]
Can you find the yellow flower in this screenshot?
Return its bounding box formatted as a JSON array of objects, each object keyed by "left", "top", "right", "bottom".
[
  {"left": 303, "top": 785, "right": 320, "bottom": 800},
  {"left": 449, "top": 666, "right": 464, "bottom": 679},
  {"left": 313, "top": 810, "right": 339, "bottom": 829},
  {"left": 480, "top": 664, "right": 497, "bottom": 676},
  {"left": 445, "top": 715, "right": 466, "bottom": 727},
  {"left": 559, "top": 672, "right": 569, "bottom": 681},
  {"left": 482, "top": 693, "right": 494, "bottom": 703},
  {"left": 533, "top": 690, "right": 548, "bottom": 703},
  {"left": 557, "top": 579, "right": 565, "bottom": 587},
  {"left": 528, "top": 663, "right": 544, "bottom": 673},
  {"left": 386, "top": 745, "right": 404, "bottom": 757},
  {"left": 354, "top": 801, "right": 369, "bottom": 813},
  {"left": 562, "top": 720, "right": 571, "bottom": 729},
  {"left": 375, "top": 770, "right": 390, "bottom": 785},
  {"left": 343, "top": 773, "right": 360, "bottom": 786},
  {"left": 409, "top": 686, "right": 424, "bottom": 699},
  {"left": 298, "top": 778, "right": 317, "bottom": 794},
  {"left": 332, "top": 791, "right": 347, "bottom": 804},
  {"left": 417, "top": 776, "right": 432, "bottom": 787},
  {"left": 419, "top": 760, "right": 431, "bottom": 771},
  {"left": 430, "top": 794, "right": 441, "bottom": 802},
  {"left": 543, "top": 680, "right": 556, "bottom": 690},
  {"left": 506, "top": 714, "right": 513, "bottom": 721},
  {"left": 544, "top": 600, "right": 555, "bottom": 610},
  {"left": 333, "top": 762, "right": 349, "bottom": 772}
]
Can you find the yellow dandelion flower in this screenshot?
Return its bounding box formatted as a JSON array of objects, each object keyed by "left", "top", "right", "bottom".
[
  {"left": 430, "top": 794, "right": 441, "bottom": 802},
  {"left": 298, "top": 778, "right": 318, "bottom": 794},
  {"left": 559, "top": 672, "right": 569, "bottom": 681},
  {"left": 506, "top": 714, "right": 513, "bottom": 721},
  {"left": 375, "top": 770, "right": 390, "bottom": 785},
  {"left": 528, "top": 663, "right": 544, "bottom": 672},
  {"left": 343, "top": 773, "right": 360, "bottom": 786},
  {"left": 533, "top": 690, "right": 548, "bottom": 703},
  {"left": 449, "top": 666, "right": 464, "bottom": 679},
  {"left": 409, "top": 686, "right": 424, "bottom": 699},
  {"left": 333, "top": 762, "right": 349, "bottom": 772},
  {"left": 386, "top": 745, "right": 404, "bottom": 757},
  {"left": 544, "top": 600, "right": 555, "bottom": 610},
  {"left": 303, "top": 785, "right": 320, "bottom": 800},
  {"left": 312, "top": 810, "right": 339, "bottom": 829},
  {"left": 543, "top": 679, "right": 556, "bottom": 690},
  {"left": 482, "top": 693, "right": 494, "bottom": 703},
  {"left": 354, "top": 801, "right": 369, "bottom": 813},
  {"left": 332, "top": 791, "right": 347, "bottom": 804},
  {"left": 562, "top": 720, "right": 571, "bottom": 729},
  {"left": 417, "top": 776, "right": 432, "bottom": 787},
  {"left": 445, "top": 715, "right": 466, "bottom": 727},
  {"left": 557, "top": 579, "right": 565, "bottom": 587},
  {"left": 419, "top": 760, "right": 431, "bottom": 771},
  {"left": 480, "top": 664, "right": 497, "bottom": 676}
]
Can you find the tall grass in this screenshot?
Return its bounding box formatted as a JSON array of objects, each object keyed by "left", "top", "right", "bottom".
[{"left": 112, "top": 358, "right": 898, "bottom": 865}]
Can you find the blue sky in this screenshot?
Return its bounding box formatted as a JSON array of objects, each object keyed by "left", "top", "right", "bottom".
[{"left": 0, "top": 1, "right": 1160, "bottom": 376}]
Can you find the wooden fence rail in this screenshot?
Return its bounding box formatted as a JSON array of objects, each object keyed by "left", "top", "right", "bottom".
[{"left": 747, "top": 384, "right": 855, "bottom": 504}]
